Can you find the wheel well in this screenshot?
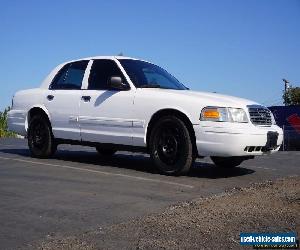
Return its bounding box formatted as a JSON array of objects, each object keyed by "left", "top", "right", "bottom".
[
  {"left": 146, "top": 109, "right": 198, "bottom": 156},
  {"left": 28, "top": 107, "right": 51, "bottom": 126}
]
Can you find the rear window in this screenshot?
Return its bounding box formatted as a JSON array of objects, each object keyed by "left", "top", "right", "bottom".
[{"left": 50, "top": 60, "right": 88, "bottom": 90}]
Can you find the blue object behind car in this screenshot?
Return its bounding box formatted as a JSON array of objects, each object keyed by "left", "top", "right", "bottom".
[{"left": 268, "top": 105, "right": 300, "bottom": 150}]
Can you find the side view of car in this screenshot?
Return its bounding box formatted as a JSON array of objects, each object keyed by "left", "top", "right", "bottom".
[{"left": 8, "top": 56, "right": 283, "bottom": 175}]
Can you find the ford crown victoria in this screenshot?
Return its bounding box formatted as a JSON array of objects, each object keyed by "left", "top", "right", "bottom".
[{"left": 8, "top": 56, "right": 283, "bottom": 175}]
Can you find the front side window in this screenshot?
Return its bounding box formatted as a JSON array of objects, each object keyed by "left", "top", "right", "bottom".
[
  {"left": 50, "top": 60, "right": 88, "bottom": 90},
  {"left": 118, "top": 59, "right": 187, "bottom": 90},
  {"left": 88, "top": 59, "right": 127, "bottom": 90}
]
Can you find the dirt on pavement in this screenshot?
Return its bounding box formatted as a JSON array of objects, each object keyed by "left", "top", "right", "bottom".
[{"left": 28, "top": 176, "right": 299, "bottom": 250}]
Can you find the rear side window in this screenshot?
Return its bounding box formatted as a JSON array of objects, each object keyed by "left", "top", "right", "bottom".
[
  {"left": 50, "top": 60, "right": 88, "bottom": 90},
  {"left": 88, "top": 59, "right": 127, "bottom": 90}
]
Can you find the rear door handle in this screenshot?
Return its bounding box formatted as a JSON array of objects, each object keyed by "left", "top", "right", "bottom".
[
  {"left": 47, "top": 95, "right": 54, "bottom": 101},
  {"left": 81, "top": 96, "right": 91, "bottom": 102}
]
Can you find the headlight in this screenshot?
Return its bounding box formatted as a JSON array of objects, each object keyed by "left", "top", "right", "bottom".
[
  {"left": 228, "top": 108, "right": 248, "bottom": 123},
  {"left": 200, "top": 107, "right": 248, "bottom": 123}
]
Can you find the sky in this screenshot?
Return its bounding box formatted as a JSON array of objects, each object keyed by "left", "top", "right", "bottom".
[{"left": 0, "top": 0, "right": 299, "bottom": 111}]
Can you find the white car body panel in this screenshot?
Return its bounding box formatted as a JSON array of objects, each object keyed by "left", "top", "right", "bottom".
[
  {"left": 7, "top": 88, "right": 47, "bottom": 136},
  {"left": 79, "top": 89, "right": 134, "bottom": 145},
  {"left": 8, "top": 56, "right": 283, "bottom": 157},
  {"left": 43, "top": 89, "right": 81, "bottom": 140}
]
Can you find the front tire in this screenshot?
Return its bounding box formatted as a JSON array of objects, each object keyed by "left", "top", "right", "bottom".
[
  {"left": 211, "top": 156, "right": 244, "bottom": 168},
  {"left": 28, "top": 115, "right": 57, "bottom": 158},
  {"left": 149, "top": 116, "right": 194, "bottom": 175}
]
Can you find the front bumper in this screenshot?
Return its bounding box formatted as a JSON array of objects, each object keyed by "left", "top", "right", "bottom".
[{"left": 194, "top": 122, "right": 283, "bottom": 157}]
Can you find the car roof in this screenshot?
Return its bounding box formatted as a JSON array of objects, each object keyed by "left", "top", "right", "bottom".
[
  {"left": 65, "top": 56, "right": 150, "bottom": 63},
  {"left": 39, "top": 56, "right": 151, "bottom": 89}
]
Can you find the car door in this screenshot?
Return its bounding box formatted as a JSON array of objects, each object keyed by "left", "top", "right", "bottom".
[
  {"left": 79, "top": 59, "right": 134, "bottom": 145},
  {"left": 44, "top": 60, "right": 89, "bottom": 140}
]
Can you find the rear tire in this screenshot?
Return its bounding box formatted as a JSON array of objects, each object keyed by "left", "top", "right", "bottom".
[
  {"left": 96, "top": 147, "right": 117, "bottom": 157},
  {"left": 28, "top": 115, "right": 57, "bottom": 158},
  {"left": 149, "top": 116, "right": 194, "bottom": 175},
  {"left": 211, "top": 156, "right": 244, "bottom": 168}
]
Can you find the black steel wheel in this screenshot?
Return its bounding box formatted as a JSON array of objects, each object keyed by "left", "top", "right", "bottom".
[
  {"left": 28, "top": 115, "right": 56, "bottom": 158},
  {"left": 149, "top": 116, "right": 194, "bottom": 175}
]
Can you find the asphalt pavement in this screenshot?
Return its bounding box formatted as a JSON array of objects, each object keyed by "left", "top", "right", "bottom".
[{"left": 0, "top": 138, "right": 299, "bottom": 249}]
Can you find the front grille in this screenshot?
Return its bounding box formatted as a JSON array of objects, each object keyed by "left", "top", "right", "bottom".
[{"left": 248, "top": 106, "right": 272, "bottom": 126}]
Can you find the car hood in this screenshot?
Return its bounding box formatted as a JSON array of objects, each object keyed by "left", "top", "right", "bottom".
[
  {"left": 181, "top": 90, "right": 260, "bottom": 107},
  {"left": 138, "top": 89, "right": 261, "bottom": 108}
]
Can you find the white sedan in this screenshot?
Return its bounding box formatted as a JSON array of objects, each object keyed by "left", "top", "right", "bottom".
[{"left": 8, "top": 56, "right": 283, "bottom": 175}]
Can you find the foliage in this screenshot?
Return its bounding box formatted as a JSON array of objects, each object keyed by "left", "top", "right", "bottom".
[
  {"left": 283, "top": 86, "right": 300, "bottom": 106},
  {"left": 0, "top": 107, "right": 16, "bottom": 137}
]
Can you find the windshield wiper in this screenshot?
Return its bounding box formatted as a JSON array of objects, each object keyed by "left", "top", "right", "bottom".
[{"left": 138, "top": 84, "right": 161, "bottom": 88}]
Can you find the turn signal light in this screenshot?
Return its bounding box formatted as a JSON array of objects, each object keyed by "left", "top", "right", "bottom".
[{"left": 202, "top": 109, "right": 220, "bottom": 119}]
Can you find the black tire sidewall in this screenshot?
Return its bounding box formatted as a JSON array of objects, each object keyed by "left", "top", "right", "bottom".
[
  {"left": 149, "top": 116, "right": 193, "bottom": 175},
  {"left": 28, "top": 115, "right": 55, "bottom": 158}
]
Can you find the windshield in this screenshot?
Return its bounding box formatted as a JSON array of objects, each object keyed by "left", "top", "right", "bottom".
[{"left": 118, "top": 59, "right": 188, "bottom": 90}]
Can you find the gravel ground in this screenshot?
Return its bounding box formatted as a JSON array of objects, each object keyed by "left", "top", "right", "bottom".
[{"left": 27, "top": 176, "right": 299, "bottom": 250}]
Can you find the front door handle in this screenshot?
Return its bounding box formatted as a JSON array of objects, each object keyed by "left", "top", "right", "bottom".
[
  {"left": 81, "top": 96, "right": 91, "bottom": 102},
  {"left": 47, "top": 95, "right": 54, "bottom": 101}
]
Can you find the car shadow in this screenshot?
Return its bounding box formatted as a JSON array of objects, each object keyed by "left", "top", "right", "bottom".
[{"left": 0, "top": 148, "right": 255, "bottom": 179}]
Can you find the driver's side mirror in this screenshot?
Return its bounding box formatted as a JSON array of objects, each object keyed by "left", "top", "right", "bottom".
[{"left": 108, "top": 76, "right": 129, "bottom": 90}]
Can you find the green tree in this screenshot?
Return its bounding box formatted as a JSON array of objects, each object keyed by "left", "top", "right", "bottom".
[
  {"left": 0, "top": 107, "right": 16, "bottom": 137},
  {"left": 283, "top": 86, "right": 300, "bottom": 105}
]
